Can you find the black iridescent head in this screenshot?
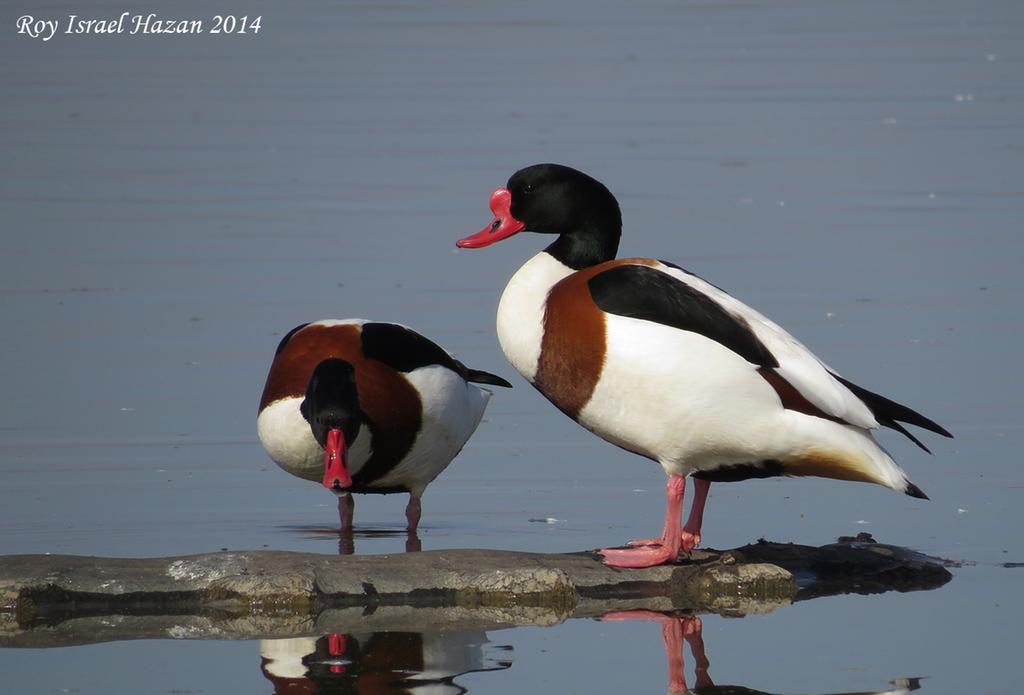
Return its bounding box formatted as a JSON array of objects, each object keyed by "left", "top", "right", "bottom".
[
  {"left": 457, "top": 163, "right": 622, "bottom": 270},
  {"left": 506, "top": 164, "right": 622, "bottom": 242},
  {"left": 300, "top": 358, "right": 362, "bottom": 449}
]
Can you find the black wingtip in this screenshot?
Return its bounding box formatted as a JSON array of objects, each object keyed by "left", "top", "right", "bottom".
[
  {"left": 465, "top": 368, "right": 513, "bottom": 388},
  {"left": 888, "top": 420, "right": 933, "bottom": 454},
  {"left": 905, "top": 481, "right": 929, "bottom": 500},
  {"left": 830, "top": 373, "right": 953, "bottom": 442},
  {"left": 908, "top": 413, "right": 953, "bottom": 439}
]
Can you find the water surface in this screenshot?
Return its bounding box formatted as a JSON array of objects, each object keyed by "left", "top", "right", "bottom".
[{"left": 2, "top": 0, "right": 1022, "bottom": 692}]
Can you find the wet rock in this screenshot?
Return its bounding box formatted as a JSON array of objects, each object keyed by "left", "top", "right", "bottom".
[{"left": 0, "top": 539, "right": 951, "bottom": 647}]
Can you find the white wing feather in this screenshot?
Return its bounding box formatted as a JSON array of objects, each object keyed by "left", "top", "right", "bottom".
[{"left": 652, "top": 262, "right": 879, "bottom": 430}]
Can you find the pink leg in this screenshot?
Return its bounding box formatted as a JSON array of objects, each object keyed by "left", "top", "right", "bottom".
[
  {"left": 405, "top": 494, "right": 422, "bottom": 532},
  {"left": 663, "top": 617, "right": 687, "bottom": 692},
  {"left": 338, "top": 493, "right": 354, "bottom": 530},
  {"left": 599, "top": 610, "right": 710, "bottom": 693},
  {"left": 337, "top": 493, "right": 355, "bottom": 555},
  {"left": 599, "top": 475, "right": 686, "bottom": 568},
  {"left": 681, "top": 479, "right": 710, "bottom": 553},
  {"left": 626, "top": 493, "right": 678, "bottom": 548},
  {"left": 682, "top": 616, "right": 713, "bottom": 690}
]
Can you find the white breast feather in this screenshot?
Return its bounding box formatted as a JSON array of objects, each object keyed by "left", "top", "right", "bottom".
[
  {"left": 256, "top": 397, "right": 372, "bottom": 482},
  {"left": 496, "top": 252, "right": 574, "bottom": 382}
]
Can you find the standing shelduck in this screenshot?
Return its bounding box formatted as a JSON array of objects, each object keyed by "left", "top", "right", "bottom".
[
  {"left": 457, "top": 163, "right": 950, "bottom": 568},
  {"left": 257, "top": 320, "right": 511, "bottom": 531}
]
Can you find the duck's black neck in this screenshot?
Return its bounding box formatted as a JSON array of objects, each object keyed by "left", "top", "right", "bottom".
[{"left": 544, "top": 219, "right": 621, "bottom": 270}]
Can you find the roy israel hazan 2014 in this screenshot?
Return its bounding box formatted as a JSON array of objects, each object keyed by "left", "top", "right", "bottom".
[{"left": 16, "top": 13, "right": 258, "bottom": 41}]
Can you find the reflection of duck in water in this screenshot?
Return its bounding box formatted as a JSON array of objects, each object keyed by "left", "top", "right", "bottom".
[
  {"left": 695, "top": 684, "right": 921, "bottom": 695},
  {"left": 602, "top": 610, "right": 922, "bottom": 695},
  {"left": 260, "top": 630, "right": 513, "bottom": 694}
]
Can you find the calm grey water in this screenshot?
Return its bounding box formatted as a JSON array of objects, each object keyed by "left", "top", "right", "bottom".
[{"left": 2, "top": 0, "right": 1022, "bottom": 692}]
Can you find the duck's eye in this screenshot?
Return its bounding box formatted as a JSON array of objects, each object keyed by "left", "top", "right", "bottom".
[{"left": 523, "top": 183, "right": 535, "bottom": 194}]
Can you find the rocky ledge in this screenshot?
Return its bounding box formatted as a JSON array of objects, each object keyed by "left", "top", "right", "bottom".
[{"left": 0, "top": 536, "right": 952, "bottom": 647}]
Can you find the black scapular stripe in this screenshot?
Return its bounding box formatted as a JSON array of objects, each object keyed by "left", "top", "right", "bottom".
[
  {"left": 361, "top": 322, "right": 512, "bottom": 387},
  {"left": 588, "top": 264, "right": 779, "bottom": 368},
  {"left": 361, "top": 322, "right": 463, "bottom": 373}
]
